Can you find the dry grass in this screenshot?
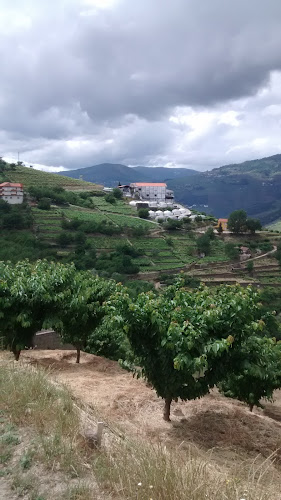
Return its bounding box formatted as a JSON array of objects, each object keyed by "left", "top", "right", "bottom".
[
  {"left": 0, "top": 355, "right": 281, "bottom": 499},
  {"left": 94, "top": 436, "right": 279, "bottom": 500}
]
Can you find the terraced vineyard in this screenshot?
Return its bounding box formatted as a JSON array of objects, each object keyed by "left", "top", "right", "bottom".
[
  {"left": 32, "top": 208, "right": 63, "bottom": 242},
  {"left": 4, "top": 163, "right": 281, "bottom": 283},
  {"left": 31, "top": 206, "right": 201, "bottom": 271},
  {"left": 93, "top": 197, "right": 136, "bottom": 215},
  {"left": 6, "top": 166, "right": 101, "bottom": 191}
]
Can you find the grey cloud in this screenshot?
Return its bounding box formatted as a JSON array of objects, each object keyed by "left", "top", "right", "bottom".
[{"left": 1, "top": 0, "right": 281, "bottom": 169}]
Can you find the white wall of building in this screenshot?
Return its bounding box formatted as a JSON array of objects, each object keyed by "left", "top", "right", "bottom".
[
  {"left": 134, "top": 185, "right": 166, "bottom": 200},
  {"left": 0, "top": 185, "right": 24, "bottom": 204}
]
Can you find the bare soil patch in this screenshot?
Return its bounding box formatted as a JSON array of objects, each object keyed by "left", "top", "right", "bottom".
[{"left": 20, "top": 349, "right": 281, "bottom": 474}]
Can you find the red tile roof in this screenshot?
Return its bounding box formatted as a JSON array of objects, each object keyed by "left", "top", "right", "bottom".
[
  {"left": 218, "top": 218, "right": 228, "bottom": 223},
  {"left": 0, "top": 182, "right": 23, "bottom": 188},
  {"left": 132, "top": 182, "right": 167, "bottom": 187}
]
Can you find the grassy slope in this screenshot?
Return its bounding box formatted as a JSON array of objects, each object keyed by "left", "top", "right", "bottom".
[
  {"left": 3, "top": 163, "right": 281, "bottom": 279},
  {"left": 5, "top": 165, "right": 102, "bottom": 191},
  {"left": 1, "top": 164, "right": 222, "bottom": 271},
  {"left": 1, "top": 353, "right": 280, "bottom": 500}
]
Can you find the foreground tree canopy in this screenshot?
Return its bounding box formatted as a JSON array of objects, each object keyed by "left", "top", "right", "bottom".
[
  {"left": 113, "top": 280, "right": 281, "bottom": 420},
  {"left": 1, "top": 260, "right": 281, "bottom": 420},
  {"left": 0, "top": 260, "right": 119, "bottom": 362}
]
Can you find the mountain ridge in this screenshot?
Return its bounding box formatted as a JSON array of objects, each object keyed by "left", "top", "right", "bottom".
[
  {"left": 58, "top": 163, "right": 197, "bottom": 186},
  {"left": 168, "top": 154, "right": 281, "bottom": 224}
]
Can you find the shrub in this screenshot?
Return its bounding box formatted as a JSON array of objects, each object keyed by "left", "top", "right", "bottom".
[
  {"left": 112, "top": 187, "right": 123, "bottom": 199},
  {"left": 105, "top": 194, "right": 116, "bottom": 204},
  {"left": 163, "top": 219, "right": 183, "bottom": 230},
  {"left": 37, "top": 198, "right": 51, "bottom": 210},
  {"left": 225, "top": 242, "right": 239, "bottom": 260},
  {"left": 138, "top": 208, "right": 149, "bottom": 219},
  {"left": 56, "top": 232, "right": 74, "bottom": 247}
]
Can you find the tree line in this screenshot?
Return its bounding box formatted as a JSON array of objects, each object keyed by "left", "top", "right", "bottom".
[{"left": 1, "top": 260, "right": 281, "bottom": 420}]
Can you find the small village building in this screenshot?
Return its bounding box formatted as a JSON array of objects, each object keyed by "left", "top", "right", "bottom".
[
  {"left": 0, "top": 182, "right": 23, "bottom": 204},
  {"left": 217, "top": 218, "right": 228, "bottom": 230},
  {"left": 119, "top": 182, "right": 174, "bottom": 202},
  {"left": 131, "top": 182, "right": 167, "bottom": 200}
]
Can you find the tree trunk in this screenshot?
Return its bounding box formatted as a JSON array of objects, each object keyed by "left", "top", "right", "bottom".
[
  {"left": 12, "top": 347, "right": 21, "bottom": 361},
  {"left": 163, "top": 397, "right": 172, "bottom": 422},
  {"left": 76, "top": 346, "right": 81, "bottom": 364},
  {"left": 249, "top": 403, "right": 254, "bottom": 412}
]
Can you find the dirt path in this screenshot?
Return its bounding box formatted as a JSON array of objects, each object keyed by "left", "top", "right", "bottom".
[{"left": 20, "top": 350, "right": 281, "bottom": 470}]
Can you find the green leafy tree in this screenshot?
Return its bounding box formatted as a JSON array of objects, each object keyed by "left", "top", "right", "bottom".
[
  {"left": 246, "top": 260, "right": 254, "bottom": 275},
  {"left": 37, "top": 198, "right": 51, "bottom": 210},
  {"left": 196, "top": 234, "right": 211, "bottom": 255},
  {"left": 0, "top": 260, "right": 76, "bottom": 360},
  {"left": 54, "top": 272, "right": 118, "bottom": 363},
  {"left": 246, "top": 217, "right": 262, "bottom": 234},
  {"left": 86, "top": 315, "right": 133, "bottom": 362},
  {"left": 0, "top": 199, "right": 10, "bottom": 214},
  {"left": 105, "top": 193, "right": 116, "bottom": 204},
  {"left": 163, "top": 219, "right": 183, "bottom": 230},
  {"left": 2, "top": 210, "right": 26, "bottom": 230},
  {"left": 227, "top": 210, "right": 247, "bottom": 233},
  {"left": 112, "top": 187, "right": 123, "bottom": 199},
  {"left": 225, "top": 242, "right": 239, "bottom": 260},
  {"left": 138, "top": 208, "right": 149, "bottom": 219},
  {"left": 205, "top": 227, "right": 215, "bottom": 240},
  {"left": 117, "top": 282, "right": 275, "bottom": 421},
  {"left": 56, "top": 232, "right": 74, "bottom": 247},
  {"left": 219, "top": 336, "right": 281, "bottom": 411}
]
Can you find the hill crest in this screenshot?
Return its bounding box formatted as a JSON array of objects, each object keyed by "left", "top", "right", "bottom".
[{"left": 58, "top": 163, "right": 198, "bottom": 186}]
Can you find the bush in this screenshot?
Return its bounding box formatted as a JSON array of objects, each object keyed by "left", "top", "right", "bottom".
[
  {"left": 0, "top": 199, "right": 11, "bottom": 213},
  {"left": 225, "top": 242, "right": 239, "bottom": 260},
  {"left": 37, "top": 198, "right": 51, "bottom": 210},
  {"left": 115, "top": 244, "right": 142, "bottom": 258},
  {"left": 166, "top": 237, "right": 174, "bottom": 247},
  {"left": 205, "top": 227, "right": 215, "bottom": 240},
  {"left": 112, "top": 188, "right": 123, "bottom": 199},
  {"left": 138, "top": 208, "right": 149, "bottom": 219},
  {"left": 130, "top": 226, "right": 149, "bottom": 237},
  {"left": 56, "top": 232, "right": 74, "bottom": 247},
  {"left": 2, "top": 211, "right": 26, "bottom": 230},
  {"left": 196, "top": 234, "right": 211, "bottom": 255},
  {"left": 246, "top": 260, "right": 254, "bottom": 274},
  {"left": 163, "top": 219, "right": 183, "bottom": 231},
  {"left": 105, "top": 194, "right": 116, "bottom": 204}
]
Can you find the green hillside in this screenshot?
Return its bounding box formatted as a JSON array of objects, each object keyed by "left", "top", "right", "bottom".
[
  {"left": 2, "top": 159, "right": 281, "bottom": 294},
  {"left": 168, "top": 154, "right": 281, "bottom": 224},
  {"left": 1, "top": 164, "right": 101, "bottom": 191}
]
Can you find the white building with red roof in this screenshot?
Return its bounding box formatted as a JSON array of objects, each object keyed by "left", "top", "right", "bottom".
[
  {"left": 127, "top": 182, "right": 174, "bottom": 201},
  {"left": 0, "top": 182, "right": 24, "bottom": 204}
]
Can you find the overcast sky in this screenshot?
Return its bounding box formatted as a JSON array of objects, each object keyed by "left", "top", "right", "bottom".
[{"left": 1, "top": 0, "right": 281, "bottom": 172}]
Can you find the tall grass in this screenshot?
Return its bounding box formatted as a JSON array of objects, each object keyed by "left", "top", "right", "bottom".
[
  {"left": 0, "top": 359, "right": 83, "bottom": 474},
  {"left": 94, "top": 437, "right": 278, "bottom": 500},
  {"left": 0, "top": 356, "right": 280, "bottom": 500}
]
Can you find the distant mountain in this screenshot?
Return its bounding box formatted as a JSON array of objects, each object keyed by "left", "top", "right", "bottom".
[
  {"left": 132, "top": 166, "right": 196, "bottom": 181},
  {"left": 59, "top": 163, "right": 197, "bottom": 187},
  {"left": 168, "top": 154, "right": 281, "bottom": 224}
]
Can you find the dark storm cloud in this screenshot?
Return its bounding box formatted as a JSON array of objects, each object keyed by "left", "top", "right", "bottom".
[{"left": 1, "top": 0, "right": 281, "bottom": 169}]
